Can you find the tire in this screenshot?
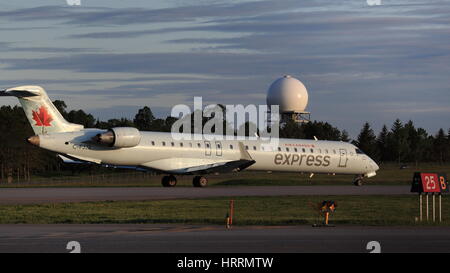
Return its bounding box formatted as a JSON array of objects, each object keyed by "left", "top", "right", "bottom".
[
  {"left": 167, "top": 175, "right": 177, "bottom": 187},
  {"left": 161, "top": 176, "right": 169, "bottom": 187},
  {"left": 162, "top": 175, "right": 177, "bottom": 187},
  {"left": 193, "top": 176, "right": 208, "bottom": 187},
  {"left": 353, "top": 179, "right": 363, "bottom": 186}
]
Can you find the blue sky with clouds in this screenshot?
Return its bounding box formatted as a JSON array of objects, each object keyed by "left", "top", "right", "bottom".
[{"left": 0, "top": 0, "right": 449, "bottom": 137}]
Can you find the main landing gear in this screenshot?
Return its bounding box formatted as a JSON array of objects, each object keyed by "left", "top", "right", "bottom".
[
  {"left": 160, "top": 175, "right": 208, "bottom": 187},
  {"left": 353, "top": 175, "right": 363, "bottom": 186},
  {"left": 193, "top": 176, "right": 208, "bottom": 187},
  {"left": 161, "top": 175, "right": 177, "bottom": 187}
]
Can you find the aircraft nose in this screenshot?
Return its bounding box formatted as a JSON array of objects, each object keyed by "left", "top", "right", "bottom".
[
  {"left": 371, "top": 159, "right": 379, "bottom": 171},
  {"left": 27, "top": 135, "right": 40, "bottom": 146}
]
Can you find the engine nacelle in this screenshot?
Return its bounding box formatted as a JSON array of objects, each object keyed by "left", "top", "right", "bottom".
[{"left": 94, "top": 127, "right": 141, "bottom": 148}]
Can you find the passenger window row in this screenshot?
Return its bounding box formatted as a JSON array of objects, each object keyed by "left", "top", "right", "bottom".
[
  {"left": 150, "top": 140, "right": 340, "bottom": 155},
  {"left": 150, "top": 141, "right": 222, "bottom": 149}
]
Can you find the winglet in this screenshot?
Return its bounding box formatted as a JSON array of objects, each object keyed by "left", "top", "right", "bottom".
[{"left": 238, "top": 142, "right": 253, "bottom": 161}]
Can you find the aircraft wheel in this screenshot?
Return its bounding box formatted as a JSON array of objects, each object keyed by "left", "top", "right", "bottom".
[
  {"left": 193, "top": 176, "right": 208, "bottom": 187},
  {"left": 162, "top": 175, "right": 177, "bottom": 187},
  {"left": 353, "top": 177, "right": 363, "bottom": 186}
]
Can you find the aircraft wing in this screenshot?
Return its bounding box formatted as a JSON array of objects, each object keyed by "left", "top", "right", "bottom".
[
  {"left": 57, "top": 154, "right": 150, "bottom": 172},
  {"left": 59, "top": 153, "right": 102, "bottom": 164},
  {"left": 140, "top": 142, "right": 255, "bottom": 175},
  {"left": 140, "top": 158, "right": 255, "bottom": 175},
  {"left": 184, "top": 159, "right": 255, "bottom": 174},
  {"left": 58, "top": 142, "right": 255, "bottom": 175},
  {"left": 58, "top": 154, "right": 86, "bottom": 164}
]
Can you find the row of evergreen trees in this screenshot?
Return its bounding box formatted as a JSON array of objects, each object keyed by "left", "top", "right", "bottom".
[
  {"left": 0, "top": 102, "right": 449, "bottom": 182},
  {"left": 353, "top": 120, "right": 450, "bottom": 165},
  {"left": 275, "top": 118, "right": 449, "bottom": 165}
]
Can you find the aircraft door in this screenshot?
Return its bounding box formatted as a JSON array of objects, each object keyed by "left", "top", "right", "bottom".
[
  {"left": 215, "top": 141, "right": 222, "bottom": 156},
  {"left": 338, "top": 149, "right": 348, "bottom": 167},
  {"left": 204, "top": 141, "right": 211, "bottom": 156}
]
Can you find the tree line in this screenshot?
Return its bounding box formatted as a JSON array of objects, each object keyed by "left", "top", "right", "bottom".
[
  {"left": 0, "top": 101, "right": 449, "bottom": 182},
  {"left": 353, "top": 120, "right": 450, "bottom": 165}
]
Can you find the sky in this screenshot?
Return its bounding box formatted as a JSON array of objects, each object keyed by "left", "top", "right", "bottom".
[{"left": 0, "top": 0, "right": 449, "bottom": 138}]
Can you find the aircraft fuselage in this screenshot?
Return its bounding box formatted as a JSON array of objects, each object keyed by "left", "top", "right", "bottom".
[{"left": 37, "top": 129, "right": 379, "bottom": 177}]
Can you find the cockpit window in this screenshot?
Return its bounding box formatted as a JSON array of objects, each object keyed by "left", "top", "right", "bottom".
[{"left": 355, "top": 149, "right": 365, "bottom": 154}]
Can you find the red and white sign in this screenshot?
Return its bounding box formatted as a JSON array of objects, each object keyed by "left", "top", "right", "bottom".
[{"left": 420, "top": 173, "right": 441, "bottom": 193}]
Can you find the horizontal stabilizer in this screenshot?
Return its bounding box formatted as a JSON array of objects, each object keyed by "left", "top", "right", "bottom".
[{"left": 1, "top": 87, "right": 41, "bottom": 97}]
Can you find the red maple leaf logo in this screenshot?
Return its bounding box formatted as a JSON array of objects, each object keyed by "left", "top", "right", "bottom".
[{"left": 32, "top": 106, "right": 53, "bottom": 127}]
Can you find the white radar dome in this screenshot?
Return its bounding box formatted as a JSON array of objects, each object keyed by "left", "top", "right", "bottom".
[{"left": 266, "top": 75, "right": 308, "bottom": 113}]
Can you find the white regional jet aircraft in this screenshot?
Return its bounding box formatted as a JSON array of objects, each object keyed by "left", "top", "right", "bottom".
[{"left": 1, "top": 86, "right": 379, "bottom": 187}]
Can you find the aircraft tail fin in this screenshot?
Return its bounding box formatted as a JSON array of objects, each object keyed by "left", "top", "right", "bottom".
[{"left": 1, "top": 85, "right": 84, "bottom": 134}]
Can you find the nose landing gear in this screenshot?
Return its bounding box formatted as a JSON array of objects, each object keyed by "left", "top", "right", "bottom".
[{"left": 353, "top": 175, "right": 363, "bottom": 186}]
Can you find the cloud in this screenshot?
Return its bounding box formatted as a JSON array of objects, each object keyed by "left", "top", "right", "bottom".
[
  {"left": 0, "top": 1, "right": 309, "bottom": 26},
  {"left": 2, "top": 52, "right": 308, "bottom": 76},
  {"left": 1, "top": 0, "right": 450, "bottom": 137},
  {"left": 0, "top": 42, "right": 97, "bottom": 53}
]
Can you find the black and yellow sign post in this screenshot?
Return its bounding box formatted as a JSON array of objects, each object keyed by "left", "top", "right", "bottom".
[
  {"left": 312, "top": 200, "right": 337, "bottom": 227},
  {"left": 411, "top": 173, "right": 448, "bottom": 223}
]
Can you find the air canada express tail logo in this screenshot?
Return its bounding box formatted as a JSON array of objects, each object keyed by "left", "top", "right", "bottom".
[{"left": 32, "top": 106, "right": 53, "bottom": 127}]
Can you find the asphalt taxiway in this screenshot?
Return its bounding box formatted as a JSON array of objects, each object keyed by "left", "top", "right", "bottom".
[
  {"left": 0, "top": 186, "right": 412, "bottom": 204},
  {"left": 0, "top": 224, "right": 448, "bottom": 253}
]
